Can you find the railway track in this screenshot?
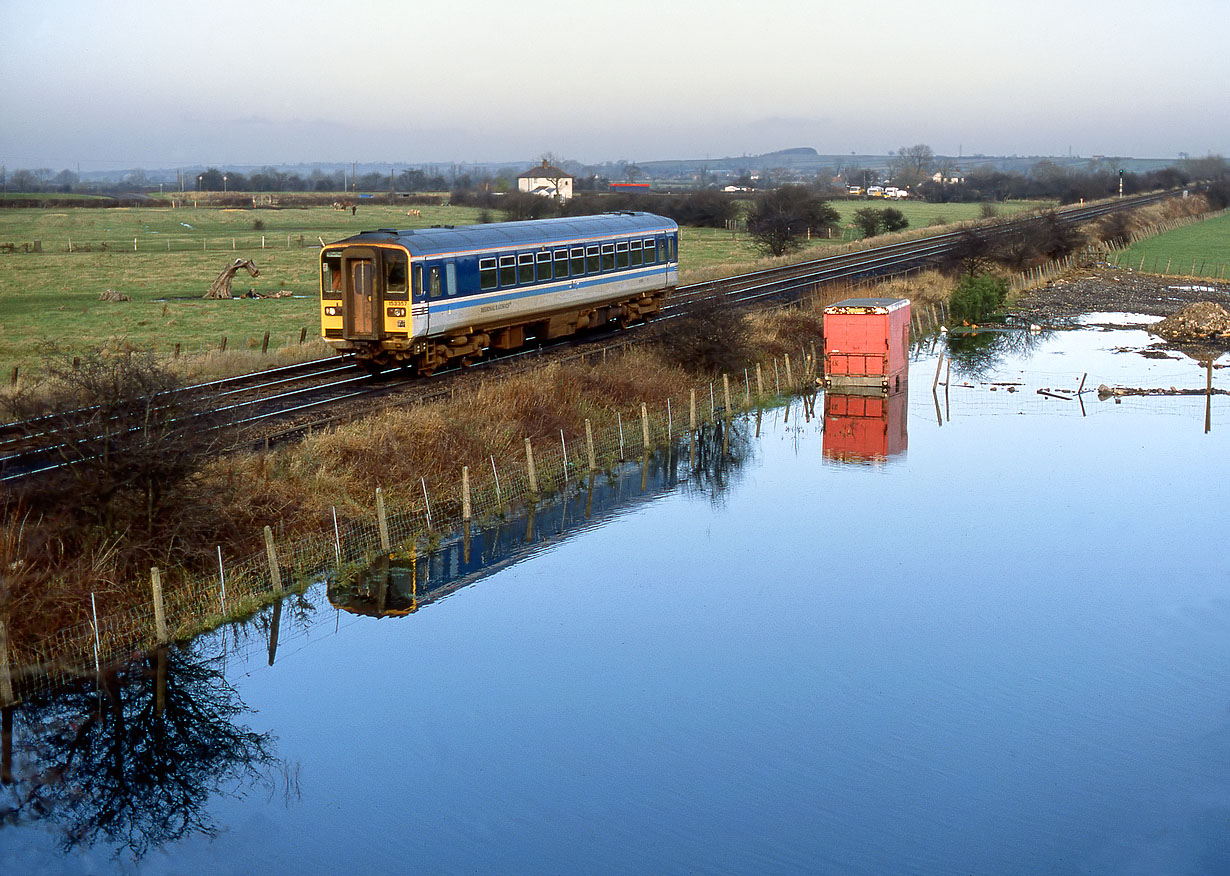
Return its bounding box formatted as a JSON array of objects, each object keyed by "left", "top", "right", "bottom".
[{"left": 0, "top": 191, "right": 1176, "bottom": 484}]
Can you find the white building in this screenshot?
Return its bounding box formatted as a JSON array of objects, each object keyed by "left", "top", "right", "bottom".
[{"left": 517, "top": 161, "right": 574, "bottom": 201}]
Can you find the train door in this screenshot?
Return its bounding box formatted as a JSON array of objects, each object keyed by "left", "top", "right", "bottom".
[
  {"left": 424, "top": 260, "right": 458, "bottom": 328},
  {"left": 342, "top": 247, "right": 379, "bottom": 339},
  {"left": 411, "top": 261, "right": 429, "bottom": 337}
]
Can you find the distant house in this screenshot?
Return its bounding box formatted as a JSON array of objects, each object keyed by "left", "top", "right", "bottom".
[
  {"left": 931, "top": 169, "right": 966, "bottom": 185},
  {"left": 518, "top": 160, "right": 574, "bottom": 201}
]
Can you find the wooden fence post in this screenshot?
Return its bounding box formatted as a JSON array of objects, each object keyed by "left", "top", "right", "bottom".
[
  {"left": 690, "top": 388, "right": 697, "bottom": 432},
  {"left": 756, "top": 363, "right": 764, "bottom": 402},
  {"left": 376, "top": 487, "right": 390, "bottom": 552},
  {"left": 462, "top": 466, "right": 472, "bottom": 522},
  {"left": 525, "top": 438, "right": 538, "bottom": 495},
  {"left": 0, "top": 619, "right": 14, "bottom": 706},
  {"left": 261, "top": 331, "right": 270, "bottom": 355},
  {"left": 722, "top": 374, "right": 732, "bottom": 418},
  {"left": 264, "top": 526, "right": 283, "bottom": 593},
  {"left": 785, "top": 354, "right": 793, "bottom": 388},
  {"left": 585, "top": 419, "right": 596, "bottom": 472},
  {"left": 151, "top": 567, "right": 168, "bottom": 644},
  {"left": 641, "top": 403, "right": 650, "bottom": 452}
]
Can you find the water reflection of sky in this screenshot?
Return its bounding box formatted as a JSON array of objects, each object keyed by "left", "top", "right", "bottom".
[{"left": 6, "top": 326, "right": 1230, "bottom": 875}]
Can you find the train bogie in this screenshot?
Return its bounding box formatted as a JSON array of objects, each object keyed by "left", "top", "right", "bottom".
[{"left": 320, "top": 213, "right": 679, "bottom": 372}]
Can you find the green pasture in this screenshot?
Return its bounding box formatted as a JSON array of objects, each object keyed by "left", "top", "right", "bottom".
[
  {"left": 0, "top": 198, "right": 1053, "bottom": 378},
  {"left": 852, "top": 198, "right": 1054, "bottom": 227},
  {"left": 1109, "top": 212, "right": 1230, "bottom": 279}
]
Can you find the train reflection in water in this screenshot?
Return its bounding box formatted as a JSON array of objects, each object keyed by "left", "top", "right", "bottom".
[{"left": 329, "top": 421, "right": 750, "bottom": 618}]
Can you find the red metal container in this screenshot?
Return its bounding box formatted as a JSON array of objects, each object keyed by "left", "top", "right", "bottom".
[
  {"left": 822, "top": 297, "right": 910, "bottom": 394},
  {"left": 822, "top": 391, "right": 908, "bottom": 463}
]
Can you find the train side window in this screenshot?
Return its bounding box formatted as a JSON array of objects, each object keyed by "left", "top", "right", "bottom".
[
  {"left": 385, "top": 252, "right": 408, "bottom": 297},
  {"left": 321, "top": 254, "right": 342, "bottom": 299},
  {"left": 616, "top": 241, "right": 629, "bottom": 269},
  {"left": 499, "top": 255, "right": 516, "bottom": 287},
  {"left": 571, "top": 247, "right": 584, "bottom": 276},
  {"left": 668, "top": 236, "right": 677, "bottom": 261},
  {"left": 630, "top": 240, "right": 642, "bottom": 267},
  {"left": 429, "top": 266, "right": 442, "bottom": 298},
  {"left": 479, "top": 258, "right": 498, "bottom": 291},
  {"left": 412, "top": 264, "right": 422, "bottom": 298},
  {"left": 641, "top": 239, "right": 656, "bottom": 264},
  {"left": 518, "top": 253, "right": 534, "bottom": 284},
  {"left": 554, "top": 248, "right": 569, "bottom": 278},
  {"left": 601, "top": 243, "right": 615, "bottom": 272},
  {"left": 536, "top": 251, "right": 552, "bottom": 282},
  {"left": 445, "top": 262, "right": 457, "bottom": 296},
  {"left": 586, "top": 245, "right": 600, "bottom": 273}
]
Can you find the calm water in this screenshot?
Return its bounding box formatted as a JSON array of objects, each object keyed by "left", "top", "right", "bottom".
[{"left": 5, "top": 320, "right": 1230, "bottom": 875}]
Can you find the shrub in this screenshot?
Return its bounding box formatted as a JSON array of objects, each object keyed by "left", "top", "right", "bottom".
[
  {"left": 652, "top": 297, "right": 749, "bottom": 374},
  {"left": 880, "top": 207, "right": 909, "bottom": 232},
  {"left": 949, "top": 273, "right": 1009, "bottom": 323}
]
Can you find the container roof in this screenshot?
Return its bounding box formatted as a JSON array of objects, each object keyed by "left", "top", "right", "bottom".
[{"left": 825, "top": 297, "right": 910, "bottom": 313}]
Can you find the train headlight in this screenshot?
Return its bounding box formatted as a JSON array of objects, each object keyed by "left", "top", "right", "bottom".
[
  {"left": 386, "top": 306, "right": 406, "bottom": 318},
  {"left": 324, "top": 306, "right": 341, "bottom": 317}
]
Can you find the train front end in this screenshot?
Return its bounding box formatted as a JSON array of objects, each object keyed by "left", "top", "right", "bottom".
[{"left": 319, "top": 236, "right": 417, "bottom": 365}]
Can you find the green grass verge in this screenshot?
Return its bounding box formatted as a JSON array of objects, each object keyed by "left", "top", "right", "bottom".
[{"left": 1110, "top": 212, "right": 1230, "bottom": 279}]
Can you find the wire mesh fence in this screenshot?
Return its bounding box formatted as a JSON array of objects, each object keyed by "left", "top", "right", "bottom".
[{"left": 1, "top": 369, "right": 816, "bottom": 704}]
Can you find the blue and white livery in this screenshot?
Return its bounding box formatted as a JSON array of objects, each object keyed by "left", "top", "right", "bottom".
[{"left": 320, "top": 212, "right": 679, "bottom": 372}]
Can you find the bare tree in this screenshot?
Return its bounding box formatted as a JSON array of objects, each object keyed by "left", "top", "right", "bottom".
[{"left": 890, "top": 144, "right": 935, "bottom": 188}]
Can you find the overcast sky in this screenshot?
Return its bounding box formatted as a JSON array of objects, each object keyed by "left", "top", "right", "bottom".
[{"left": 2, "top": 0, "right": 1226, "bottom": 172}]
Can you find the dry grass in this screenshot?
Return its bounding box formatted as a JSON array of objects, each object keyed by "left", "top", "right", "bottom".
[{"left": 206, "top": 351, "right": 697, "bottom": 530}]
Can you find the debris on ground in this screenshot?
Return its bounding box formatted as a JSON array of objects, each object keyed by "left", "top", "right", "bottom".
[
  {"left": 1097, "top": 384, "right": 1230, "bottom": 398},
  {"left": 1149, "top": 302, "right": 1230, "bottom": 344},
  {"left": 97, "top": 289, "right": 130, "bottom": 301}
]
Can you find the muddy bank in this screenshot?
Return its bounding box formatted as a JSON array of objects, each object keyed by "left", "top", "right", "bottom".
[{"left": 1014, "top": 268, "right": 1230, "bottom": 321}]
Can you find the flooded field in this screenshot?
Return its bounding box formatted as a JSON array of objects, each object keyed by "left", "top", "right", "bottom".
[{"left": 4, "top": 318, "right": 1230, "bottom": 875}]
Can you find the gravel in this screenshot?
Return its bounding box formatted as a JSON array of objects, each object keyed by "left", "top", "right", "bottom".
[{"left": 1014, "top": 268, "right": 1230, "bottom": 322}]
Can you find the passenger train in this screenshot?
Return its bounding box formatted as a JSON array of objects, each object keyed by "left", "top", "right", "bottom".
[{"left": 319, "top": 212, "right": 679, "bottom": 372}]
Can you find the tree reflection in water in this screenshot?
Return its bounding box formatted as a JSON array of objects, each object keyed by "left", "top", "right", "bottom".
[
  {"left": 1, "top": 644, "right": 279, "bottom": 857},
  {"left": 943, "top": 326, "right": 1053, "bottom": 380}
]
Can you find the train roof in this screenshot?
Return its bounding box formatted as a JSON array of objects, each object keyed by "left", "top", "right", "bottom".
[{"left": 333, "top": 212, "right": 678, "bottom": 257}]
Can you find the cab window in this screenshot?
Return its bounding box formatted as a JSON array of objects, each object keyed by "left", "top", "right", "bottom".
[
  {"left": 385, "top": 251, "right": 408, "bottom": 299},
  {"left": 321, "top": 253, "right": 342, "bottom": 299}
]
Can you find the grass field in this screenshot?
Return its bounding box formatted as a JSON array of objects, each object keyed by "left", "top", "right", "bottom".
[
  {"left": 0, "top": 197, "right": 1052, "bottom": 378},
  {"left": 1109, "top": 211, "right": 1230, "bottom": 279}
]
